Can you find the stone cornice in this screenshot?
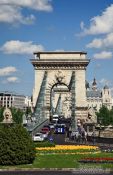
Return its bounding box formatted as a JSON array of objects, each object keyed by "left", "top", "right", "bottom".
[
  {"left": 30, "top": 59, "right": 90, "bottom": 70},
  {"left": 33, "top": 51, "right": 87, "bottom": 55}
]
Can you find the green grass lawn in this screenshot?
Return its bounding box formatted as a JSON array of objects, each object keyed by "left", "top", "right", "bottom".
[
  {"left": 33, "top": 154, "right": 80, "bottom": 168},
  {"left": 32, "top": 153, "right": 113, "bottom": 169},
  {"left": 1, "top": 152, "right": 113, "bottom": 169}
]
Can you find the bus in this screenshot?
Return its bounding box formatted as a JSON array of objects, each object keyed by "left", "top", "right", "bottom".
[{"left": 54, "top": 124, "right": 66, "bottom": 134}]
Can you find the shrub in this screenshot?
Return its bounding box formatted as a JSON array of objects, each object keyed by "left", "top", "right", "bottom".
[{"left": 0, "top": 124, "right": 36, "bottom": 165}]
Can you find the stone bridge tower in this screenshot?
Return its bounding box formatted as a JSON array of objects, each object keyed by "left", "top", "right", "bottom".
[{"left": 31, "top": 51, "right": 90, "bottom": 127}]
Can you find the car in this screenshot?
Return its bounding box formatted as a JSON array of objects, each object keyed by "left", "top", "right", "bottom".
[
  {"left": 49, "top": 123, "right": 55, "bottom": 129},
  {"left": 41, "top": 127, "right": 50, "bottom": 134},
  {"left": 33, "top": 133, "right": 44, "bottom": 142}
]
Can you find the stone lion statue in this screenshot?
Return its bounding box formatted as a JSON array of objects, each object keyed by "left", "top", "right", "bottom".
[
  {"left": 2, "top": 108, "right": 13, "bottom": 123},
  {"left": 86, "top": 107, "right": 97, "bottom": 124}
]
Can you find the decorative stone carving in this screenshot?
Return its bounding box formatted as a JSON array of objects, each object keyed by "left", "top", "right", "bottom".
[
  {"left": 55, "top": 70, "right": 65, "bottom": 83},
  {"left": 86, "top": 107, "right": 97, "bottom": 124},
  {"left": 2, "top": 108, "right": 13, "bottom": 123}
]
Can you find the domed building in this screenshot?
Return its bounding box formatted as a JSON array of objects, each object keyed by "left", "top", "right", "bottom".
[{"left": 86, "top": 78, "right": 112, "bottom": 112}]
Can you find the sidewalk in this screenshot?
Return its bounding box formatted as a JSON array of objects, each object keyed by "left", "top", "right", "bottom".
[
  {"left": 65, "top": 137, "right": 113, "bottom": 148},
  {"left": 0, "top": 167, "right": 112, "bottom": 174}
]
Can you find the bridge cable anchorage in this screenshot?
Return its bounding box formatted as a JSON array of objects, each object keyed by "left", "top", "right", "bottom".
[{"left": 29, "top": 71, "right": 48, "bottom": 132}]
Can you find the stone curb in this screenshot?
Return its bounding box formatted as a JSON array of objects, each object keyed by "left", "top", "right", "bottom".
[{"left": 0, "top": 168, "right": 112, "bottom": 172}]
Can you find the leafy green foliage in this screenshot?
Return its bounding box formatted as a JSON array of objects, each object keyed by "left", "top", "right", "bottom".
[
  {"left": 0, "top": 124, "right": 36, "bottom": 165},
  {"left": 10, "top": 107, "right": 24, "bottom": 124},
  {"left": 96, "top": 105, "right": 113, "bottom": 126},
  {"left": 0, "top": 107, "right": 4, "bottom": 122},
  {"left": 26, "top": 107, "right": 32, "bottom": 115}
]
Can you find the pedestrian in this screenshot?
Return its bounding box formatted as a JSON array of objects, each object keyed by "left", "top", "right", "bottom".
[{"left": 49, "top": 135, "right": 53, "bottom": 143}]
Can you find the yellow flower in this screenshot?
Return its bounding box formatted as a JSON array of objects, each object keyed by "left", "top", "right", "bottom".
[{"left": 36, "top": 145, "right": 99, "bottom": 151}]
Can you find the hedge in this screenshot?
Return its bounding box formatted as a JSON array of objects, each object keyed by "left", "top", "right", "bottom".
[{"left": 0, "top": 124, "right": 36, "bottom": 165}]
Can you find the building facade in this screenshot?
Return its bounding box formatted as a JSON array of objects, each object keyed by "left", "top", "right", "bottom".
[
  {"left": 86, "top": 78, "right": 112, "bottom": 111},
  {"left": 0, "top": 91, "right": 27, "bottom": 111}
]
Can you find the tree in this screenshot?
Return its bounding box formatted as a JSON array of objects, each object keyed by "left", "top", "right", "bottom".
[
  {"left": 96, "top": 105, "right": 110, "bottom": 126},
  {"left": 10, "top": 107, "right": 24, "bottom": 124},
  {"left": 26, "top": 106, "right": 32, "bottom": 115},
  {"left": 0, "top": 124, "right": 36, "bottom": 165}
]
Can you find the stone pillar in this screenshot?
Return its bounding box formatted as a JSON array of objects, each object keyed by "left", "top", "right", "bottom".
[
  {"left": 75, "top": 69, "right": 88, "bottom": 121},
  {"left": 32, "top": 69, "right": 44, "bottom": 107},
  {"left": 75, "top": 69, "right": 86, "bottom": 107}
]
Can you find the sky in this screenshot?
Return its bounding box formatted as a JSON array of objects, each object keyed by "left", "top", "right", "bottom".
[{"left": 0, "top": 0, "right": 113, "bottom": 96}]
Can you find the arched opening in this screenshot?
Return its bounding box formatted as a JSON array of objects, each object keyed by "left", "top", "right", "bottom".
[{"left": 50, "top": 82, "right": 71, "bottom": 119}]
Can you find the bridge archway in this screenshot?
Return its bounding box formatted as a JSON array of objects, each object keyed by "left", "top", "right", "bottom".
[{"left": 49, "top": 81, "right": 70, "bottom": 118}]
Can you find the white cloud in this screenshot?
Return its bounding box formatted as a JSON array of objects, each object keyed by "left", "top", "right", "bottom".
[
  {"left": 0, "top": 0, "right": 53, "bottom": 11},
  {"left": 80, "top": 4, "right": 113, "bottom": 35},
  {"left": 1, "top": 40, "right": 44, "bottom": 55},
  {"left": 0, "top": 66, "right": 17, "bottom": 76},
  {"left": 0, "top": 0, "right": 52, "bottom": 24},
  {"left": 86, "top": 38, "right": 103, "bottom": 48},
  {"left": 93, "top": 51, "right": 112, "bottom": 59},
  {"left": 2, "top": 76, "right": 19, "bottom": 84},
  {"left": 87, "top": 33, "right": 113, "bottom": 48},
  {"left": 98, "top": 80, "right": 113, "bottom": 97},
  {"left": 0, "top": 5, "right": 35, "bottom": 25},
  {"left": 99, "top": 78, "right": 109, "bottom": 85},
  {"left": 6, "top": 77, "right": 19, "bottom": 83}
]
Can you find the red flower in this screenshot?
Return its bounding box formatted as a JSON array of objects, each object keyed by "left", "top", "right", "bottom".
[{"left": 79, "top": 157, "right": 113, "bottom": 163}]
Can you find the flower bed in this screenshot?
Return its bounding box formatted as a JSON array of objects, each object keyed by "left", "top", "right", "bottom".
[
  {"left": 79, "top": 157, "right": 113, "bottom": 163},
  {"left": 36, "top": 145, "right": 99, "bottom": 154}
]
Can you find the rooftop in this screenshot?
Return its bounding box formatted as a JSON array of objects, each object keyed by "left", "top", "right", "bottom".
[
  {"left": 86, "top": 90, "right": 102, "bottom": 98},
  {"left": 34, "top": 51, "right": 87, "bottom": 55},
  {"left": 0, "top": 91, "right": 26, "bottom": 97}
]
